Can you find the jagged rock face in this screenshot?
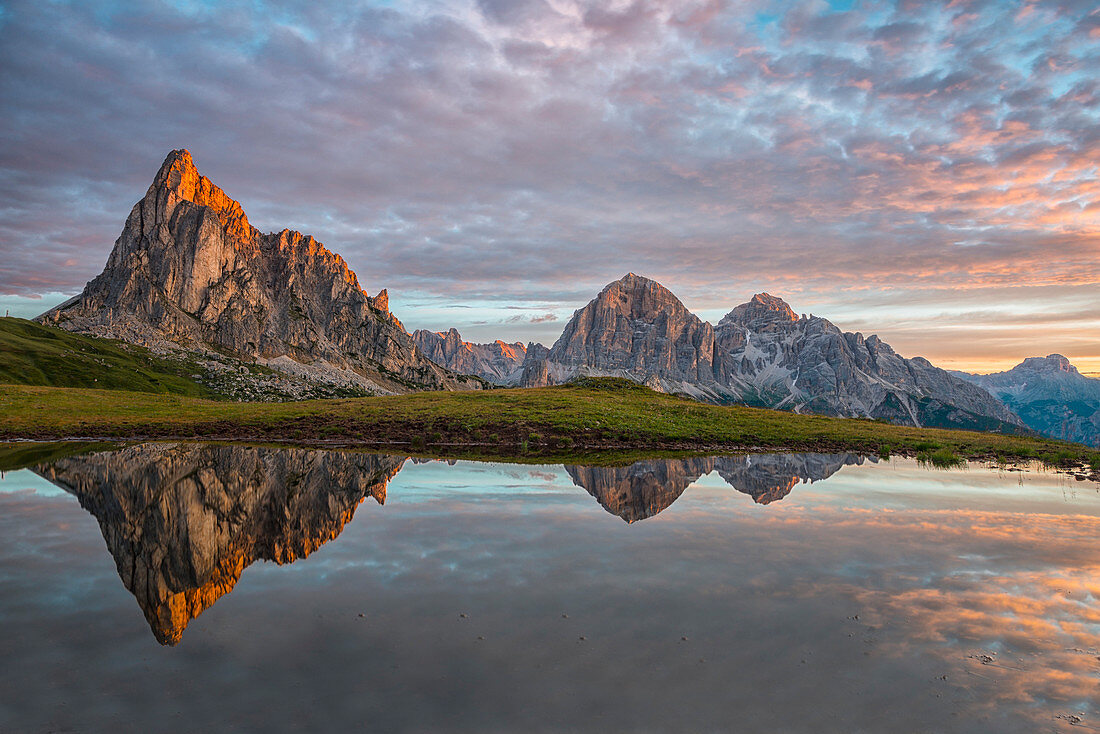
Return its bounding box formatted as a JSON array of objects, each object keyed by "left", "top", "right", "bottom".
[
  {"left": 34, "top": 443, "right": 405, "bottom": 645},
  {"left": 565, "top": 453, "right": 865, "bottom": 521},
  {"left": 955, "top": 355, "right": 1100, "bottom": 447},
  {"left": 518, "top": 276, "right": 1024, "bottom": 432},
  {"left": 39, "top": 149, "right": 473, "bottom": 394},
  {"left": 713, "top": 294, "right": 1025, "bottom": 431},
  {"left": 521, "top": 274, "right": 722, "bottom": 398},
  {"left": 412, "top": 328, "right": 527, "bottom": 385}
]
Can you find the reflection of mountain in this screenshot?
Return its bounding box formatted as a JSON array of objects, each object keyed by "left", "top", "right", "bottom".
[
  {"left": 34, "top": 444, "right": 405, "bottom": 645},
  {"left": 565, "top": 459, "right": 712, "bottom": 523},
  {"left": 31, "top": 444, "right": 868, "bottom": 642},
  {"left": 714, "top": 454, "right": 869, "bottom": 505},
  {"left": 567, "top": 454, "right": 868, "bottom": 521}
]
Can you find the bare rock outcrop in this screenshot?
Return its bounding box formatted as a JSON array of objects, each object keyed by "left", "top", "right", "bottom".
[
  {"left": 520, "top": 273, "right": 728, "bottom": 400},
  {"left": 39, "top": 149, "right": 476, "bottom": 394}
]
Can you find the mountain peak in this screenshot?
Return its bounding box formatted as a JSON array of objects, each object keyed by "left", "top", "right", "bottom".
[
  {"left": 720, "top": 292, "right": 798, "bottom": 327},
  {"left": 148, "top": 148, "right": 254, "bottom": 242},
  {"left": 592, "top": 273, "right": 694, "bottom": 320},
  {"left": 1015, "top": 354, "right": 1079, "bottom": 375},
  {"left": 607, "top": 272, "right": 659, "bottom": 290}
]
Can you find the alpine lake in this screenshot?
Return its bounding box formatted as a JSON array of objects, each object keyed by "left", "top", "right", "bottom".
[{"left": 1, "top": 442, "right": 1097, "bottom": 733}]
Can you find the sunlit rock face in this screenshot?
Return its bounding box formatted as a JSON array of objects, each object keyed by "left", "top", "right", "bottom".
[
  {"left": 516, "top": 274, "right": 1024, "bottom": 432},
  {"left": 954, "top": 355, "right": 1100, "bottom": 448},
  {"left": 39, "top": 150, "right": 472, "bottom": 394},
  {"left": 565, "top": 453, "right": 866, "bottom": 521},
  {"left": 34, "top": 444, "right": 405, "bottom": 645},
  {"left": 521, "top": 274, "right": 728, "bottom": 401},
  {"left": 412, "top": 328, "right": 527, "bottom": 385}
]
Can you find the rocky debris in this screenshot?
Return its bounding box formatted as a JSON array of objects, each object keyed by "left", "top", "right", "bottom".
[
  {"left": 39, "top": 149, "right": 476, "bottom": 395},
  {"left": 33, "top": 443, "right": 406, "bottom": 645},
  {"left": 516, "top": 274, "right": 1025, "bottom": 432},
  {"left": 954, "top": 355, "right": 1100, "bottom": 447},
  {"left": 412, "top": 328, "right": 528, "bottom": 385},
  {"left": 565, "top": 453, "right": 867, "bottom": 522}
]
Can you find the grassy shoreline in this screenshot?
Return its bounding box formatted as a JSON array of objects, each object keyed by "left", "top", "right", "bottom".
[{"left": 2, "top": 378, "right": 1098, "bottom": 474}]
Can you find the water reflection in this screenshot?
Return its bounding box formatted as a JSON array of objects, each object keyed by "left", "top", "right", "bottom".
[
  {"left": 27, "top": 444, "right": 865, "bottom": 642},
  {"left": 34, "top": 444, "right": 405, "bottom": 644},
  {"left": 567, "top": 453, "right": 870, "bottom": 521},
  {"left": 3, "top": 443, "right": 1098, "bottom": 732}
]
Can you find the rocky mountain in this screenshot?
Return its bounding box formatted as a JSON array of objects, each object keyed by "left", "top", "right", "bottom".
[
  {"left": 517, "top": 274, "right": 1025, "bottom": 432},
  {"left": 523, "top": 274, "right": 723, "bottom": 398},
  {"left": 34, "top": 443, "right": 406, "bottom": 645},
  {"left": 412, "top": 328, "right": 527, "bottom": 384},
  {"left": 565, "top": 453, "right": 869, "bottom": 522},
  {"left": 954, "top": 355, "right": 1100, "bottom": 447},
  {"left": 39, "top": 149, "right": 477, "bottom": 395}
]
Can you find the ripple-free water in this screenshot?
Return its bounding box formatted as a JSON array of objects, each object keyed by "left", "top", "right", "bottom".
[{"left": 0, "top": 443, "right": 1096, "bottom": 732}]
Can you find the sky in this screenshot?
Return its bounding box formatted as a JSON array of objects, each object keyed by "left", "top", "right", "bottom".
[{"left": 0, "top": 0, "right": 1098, "bottom": 373}]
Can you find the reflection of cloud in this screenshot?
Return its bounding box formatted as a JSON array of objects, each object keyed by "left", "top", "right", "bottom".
[
  {"left": 850, "top": 568, "right": 1100, "bottom": 709},
  {"left": 1, "top": 2, "right": 1099, "bottom": 366},
  {"left": 761, "top": 506, "right": 1100, "bottom": 720}
]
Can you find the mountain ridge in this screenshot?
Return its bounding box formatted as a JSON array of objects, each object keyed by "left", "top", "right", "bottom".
[
  {"left": 428, "top": 273, "right": 1026, "bottom": 433},
  {"left": 954, "top": 355, "right": 1100, "bottom": 447},
  {"left": 38, "top": 150, "right": 476, "bottom": 395}
]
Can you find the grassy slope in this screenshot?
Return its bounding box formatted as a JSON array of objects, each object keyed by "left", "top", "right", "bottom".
[
  {"left": 1, "top": 377, "right": 1096, "bottom": 468},
  {"left": 0, "top": 317, "right": 215, "bottom": 397}
]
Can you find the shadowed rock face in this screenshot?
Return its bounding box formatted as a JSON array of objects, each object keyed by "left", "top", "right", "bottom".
[
  {"left": 566, "top": 453, "right": 868, "bottom": 521},
  {"left": 955, "top": 355, "right": 1100, "bottom": 448},
  {"left": 34, "top": 443, "right": 405, "bottom": 645},
  {"left": 412, "top": 328, "right": 527, "bottom": 384},
  {"left": 515, "top": 274, "right": 1024, "bottom": 432},
  {"left": 39, "top": 150, "right": 472, "bottom": 395}
]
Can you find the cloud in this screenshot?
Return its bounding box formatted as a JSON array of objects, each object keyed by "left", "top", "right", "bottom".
[{"left": 0, "top": 0, "right": 1098, "bottom": 369}]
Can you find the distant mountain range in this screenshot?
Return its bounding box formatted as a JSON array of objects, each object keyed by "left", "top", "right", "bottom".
[
  {"left": 424, "top": 273, "right": 1024, "bottom": 432},
  {"left": 954, "top": 355, "right": 1100, "bottom": 448},
  {"left": 412, "top": 328, "right": 527, "bottom": 384},
  {"left": 35, "top": 150, "right": 1093, "bottom": 440},
  {"left": 39, "top": 150, "right": 478, "bottom": 395}
]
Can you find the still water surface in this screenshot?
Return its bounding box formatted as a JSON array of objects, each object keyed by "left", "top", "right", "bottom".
[{"left": 0, "top": 443, "right": 1097, "bottom": 732}]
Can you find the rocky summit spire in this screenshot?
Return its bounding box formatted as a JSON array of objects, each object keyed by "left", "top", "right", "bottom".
[
  {"left": 38, "top": 149, "right": 473, "bottom": 395},
  {"left": 146, "top": 149, "right": 254, "bottom": 243}
]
